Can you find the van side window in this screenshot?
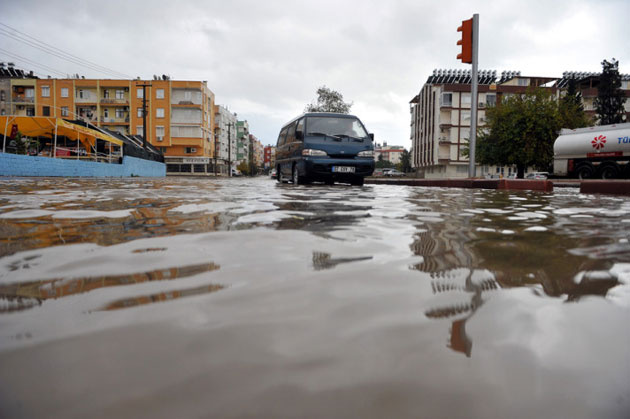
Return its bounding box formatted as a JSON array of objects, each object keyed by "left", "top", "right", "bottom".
[
  {"left": 286, "top": 122, "right": 297, "bottom": 143},
  {"left": 295, "top": 118, "right": 304, "bottom": 140},
  {"left": 277, "top": 127, "right": 288, "bottom": 146}
]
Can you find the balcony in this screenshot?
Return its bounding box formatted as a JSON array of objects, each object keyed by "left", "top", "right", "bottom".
[
  {"left": 100, "top": 98, "right": 129, "bottom": 105},
  {"left": 100, "top": 117, "right": 129, "bottom": 124},
  {"left": 12, "top": 95, "right": 35, "bottom": 103}
]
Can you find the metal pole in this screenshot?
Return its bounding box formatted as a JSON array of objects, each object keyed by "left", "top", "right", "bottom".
[
  {"left": 214, "top": 132, "right": 218, "bottom": 176},
  {"left": 2, "top": 116, "right": 9, "bottom": 153},
  {"left": 142, "top": 85, "right": 147, "bottom": 149},
  {"left": 228, "top": 123, "right": 231, "bottom": 177},
  {"left": 468, "top": 13, "right": 479, "bottom": 178},
  {"left": 53, "top": 120, "right": 58, "bottom": 158}
]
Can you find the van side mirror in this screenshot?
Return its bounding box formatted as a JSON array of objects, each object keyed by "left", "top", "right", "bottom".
[
  {"left": 296, "top": 130, "right": 304, "bottom": 141},
  {"left": 369, "top": 133, "right": 374, "bottom": 142}
]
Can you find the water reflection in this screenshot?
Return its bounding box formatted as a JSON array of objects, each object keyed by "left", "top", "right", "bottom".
[
  {"left": 103, "top": 283, "right": 225, "bottom": 311},
  {"left": 312, "top": 252, "right": 373, "bottom": 271},
  {"left": 0, "top": 261, "right": 220, "bottom": 313}
]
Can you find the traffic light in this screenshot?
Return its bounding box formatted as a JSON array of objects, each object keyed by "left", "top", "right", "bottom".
[{"left": 457, "top": 18, "right": 473, "bottom": 64}]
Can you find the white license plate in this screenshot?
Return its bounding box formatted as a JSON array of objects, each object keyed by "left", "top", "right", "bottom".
[{"left": 332, "top": 166, "right": 355, "bottom": 173}]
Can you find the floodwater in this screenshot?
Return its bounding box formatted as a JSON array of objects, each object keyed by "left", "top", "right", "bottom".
[{"left": 0, "top": 176, "right": 629, "bottom": 418}]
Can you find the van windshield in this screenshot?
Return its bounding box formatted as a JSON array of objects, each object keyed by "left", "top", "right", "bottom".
[{"left": 305, "top": 117, "right": 368, "bottom": 140}]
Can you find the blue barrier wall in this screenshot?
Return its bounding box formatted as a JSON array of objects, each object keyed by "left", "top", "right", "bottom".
[{"left": 0, "top": 153, "right": 166, "bottom": 177}]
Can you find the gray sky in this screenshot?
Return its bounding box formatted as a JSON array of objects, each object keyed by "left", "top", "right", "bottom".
[{"left": 2, "top": 0, "right": 628, "bottom": 147}]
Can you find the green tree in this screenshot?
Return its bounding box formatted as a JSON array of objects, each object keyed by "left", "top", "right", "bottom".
[
  {"left": 305, "top": 86, "right": 353, "bottom": 114},
  {"left": 400, "top": 149, "right": 412, "bottom": 173},
  {"left": 595, "top": 58, "right": 627, "bottom": 125},
  {"left": 14, "top": 132, "right": 26, "bottom": 155},
  {"left": 237, "top": 161, "right": 250, "bottom": 176},
  {"left": 375, "top": 159, "right": 393, "bottom": 169},
  {"left": 476, "top": 88, "right": 560, "bottom": 179},
  {"left": 559, "top": 77, "right": 591, "bottom": 129}
]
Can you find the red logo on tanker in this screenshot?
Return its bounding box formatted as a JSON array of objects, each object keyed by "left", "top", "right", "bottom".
[{"left": 591, "top": 135, "right": 606, "bottom": 150}]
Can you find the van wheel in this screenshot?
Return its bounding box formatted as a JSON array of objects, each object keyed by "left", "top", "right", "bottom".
[
  {"left": 350, "top": 177, "right": 364, "bottom": 186},
  {"left": 599, "top": 163, "right": 620, "bottom": 179},
  {"left": 292, "top": 165, "right": 302, "bottom": 185},
  {"left": 576, "top": 163, "right": 594, "bottom": 180}
]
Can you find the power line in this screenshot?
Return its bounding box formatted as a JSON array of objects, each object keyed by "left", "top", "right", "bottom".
[
  {"left": 0, "top": 48, "right": 68, "bottom": 77},
  {"left": 0, "top": 22, "right": 133, "bottom": 79}
]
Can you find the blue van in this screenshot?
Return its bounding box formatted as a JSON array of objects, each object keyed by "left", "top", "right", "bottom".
[{"left": 275, "top": 113, "right": 375, "bottom": 186}]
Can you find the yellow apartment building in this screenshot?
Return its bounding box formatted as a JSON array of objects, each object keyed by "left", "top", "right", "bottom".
[{"left": 28, "top": 77, "right": 215, "bottom": 172}]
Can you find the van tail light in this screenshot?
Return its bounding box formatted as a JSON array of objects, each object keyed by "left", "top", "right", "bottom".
[{"left": 568, "top": 159, "right": 574, "bottom": 173}]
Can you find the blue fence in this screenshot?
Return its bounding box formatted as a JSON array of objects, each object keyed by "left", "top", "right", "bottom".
[{"left": 0, "top": 153, "right": 166, "bottom": 177}]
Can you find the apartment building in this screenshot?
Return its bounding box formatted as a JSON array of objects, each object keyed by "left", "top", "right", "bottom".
[
  {"left": 236, "top": 120, "right": 250, "bottom": 167},
  {"left": 375, "top": 142, "right": 405, "bottom": 165},
  {"left": 213, "top": 104, "right": 238, "bottom": 174},
  {"left": 410, "top": 68, "right": 630, "bottom": 179},
  {"left": 1, "top": 67, "right": 215, "bottom": 174}
]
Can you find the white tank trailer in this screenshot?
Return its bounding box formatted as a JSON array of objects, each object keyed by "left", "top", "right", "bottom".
[{"left": 553, "top": 123, "right": 630, "bottom": 179}]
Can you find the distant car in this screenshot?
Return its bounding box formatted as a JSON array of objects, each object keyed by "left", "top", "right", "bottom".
[
  {"left": 525, "top": 172, "right": 548, "bottom": 180},
  {"left": 270, "top": 168, "right": 277, "bottom": 179},
  {"left": 384, "top": 169, "right": 405, "bottom": 177},
  {"left": 231, "top": 169, "right": 242, "bottom": 177}
]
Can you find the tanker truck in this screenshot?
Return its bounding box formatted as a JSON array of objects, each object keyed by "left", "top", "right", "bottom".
[{"left": 553, "top": 123, "right": 630, "bottom": 179}]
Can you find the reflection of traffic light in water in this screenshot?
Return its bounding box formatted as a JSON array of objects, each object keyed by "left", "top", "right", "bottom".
[{"left": 424, "top": 268, "right": 499, "bottom": 357}]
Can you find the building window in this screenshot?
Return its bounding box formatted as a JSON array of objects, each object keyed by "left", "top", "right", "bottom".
[
  {"left": 441, "top": 93, "right": 452, "bottom": 107},
  {"left": 116, "top": 90, "right": 124, "bottom": 100},
  {"left": 156, "top": 89, "right": 165, "bottom": 99},
  {"left": 518, "top": 78, "right": 528, "bottom": 87},
  {"left": 137, "top": 126, "right": 144, "bottom": 136},
  {"left": 42, "top": 106, "right": 50, "bottom": 116},
  {"left": 486, "top": 94, "right": 496, "bottom": 107},
  {"left": 115, "top": 108, "right": 125, "bottom": 119},
  {"left": 137, "top": 88, "right": 143, "bottom": 99},
  {"left": 461, "top": 93, "right": 471, "bottom": 106},
  {"left": 156, "top": 125, "right": 165, "bottom": 140},
  {"left": 61, "top": 87, "right": 69, "bottom": 98},
  {"left": 26, "top": 107, "right": 35, "bottom": 116},
  {"left": 137, "top": 108, "right": 143, "bottom": 117},
  {"left": 461, "top": 111, "right": 471, "bottom": 124},
  {"left": 25, "top": 89, "right": 34, "bottom": 98},
  {"left": 104, "top": 108, "right": 109, "bottom": 118},
  {"left": 103, "top": 89, "right": 110, "bottom": 99},
  {"left": 185, "top": 147, "right": 197, "bottom": 154},
  {"left": 156, "top": 108, "right": 164, "bottom": 118},
  {"left": 41, "top": 86, "right": 50, "bottom": 97},
  {"left": 160, "top": 147, "right": 167, "bottom": 153},
  {"left": 61, "top": 106, "right": 69, "bottom": 116}
]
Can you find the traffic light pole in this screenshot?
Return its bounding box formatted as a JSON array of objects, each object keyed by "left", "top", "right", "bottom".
[{"left": 468, "top": 14, "right": 479, "bottom": 178}]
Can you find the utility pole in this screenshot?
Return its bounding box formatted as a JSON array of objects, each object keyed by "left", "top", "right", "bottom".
[
  {"left": 227, "top": 122, "right": 232, "bottom": 177},
  {"left": 137, "top": 83, "right": 152, "bottom": 149},
  {"left": 214, "top": 132, "right": 218, "bottom": 176}
]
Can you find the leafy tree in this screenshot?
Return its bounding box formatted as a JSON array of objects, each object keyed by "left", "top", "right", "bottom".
[
  {"left": 237, "top": 161, "right": 250, "bottom": 176},
  {"left": 559, "top": 77, "right": 591, "bottom": 129},
  {"left": 14, "top": 132, "right": 26, "bottom": 155},
  {"left": 400, "top": 149, "right": 412, "bottom": 173},
  {"left": 476, "top": 88, "right": 560, "bottom": 179},
  {"left": 305, "top": 86, "right": 353, "bottom": 114},
  {"left": 375, "top": 159, "right": 393, "bottom": 169},
  {"left": 595, "top": 58, "right": 627, "bottom": 125}
]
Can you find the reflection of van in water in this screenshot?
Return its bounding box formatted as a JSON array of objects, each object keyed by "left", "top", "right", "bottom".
[{"left": 275, "top": 113, "right": 375, "bottom": 186}]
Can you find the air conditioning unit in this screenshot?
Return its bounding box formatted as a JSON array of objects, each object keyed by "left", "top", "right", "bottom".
[{"left": 189, "top": 147, "right": 197, "bottom": 153}]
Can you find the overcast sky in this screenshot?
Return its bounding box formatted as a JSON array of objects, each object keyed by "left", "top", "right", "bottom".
[{"left": 1, "top": 0, "right": 628, "bottom": 147}]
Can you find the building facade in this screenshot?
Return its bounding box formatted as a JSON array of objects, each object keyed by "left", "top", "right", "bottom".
[
  {"left": 236, "top": 120, "right": 250, "bottom": 167},
  {"left": 1, "top": 67, "right": 216, "bottom": 174},
  {"left": 374, "top": 143, "right": 405, "bottom": 165},
  {"left": 213, "top": 104, "right": 238, "bottom": 174},
  {"left": 410, "top": 68, "right": 630, "bottom": 179}
]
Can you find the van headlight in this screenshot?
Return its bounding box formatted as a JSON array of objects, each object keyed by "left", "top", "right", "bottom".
[
  {"left": 302, "top": 149, "right": 327, "bottom": 156},
  {"left": 357, "top": 150, "right": 374, "bottom": 157}
]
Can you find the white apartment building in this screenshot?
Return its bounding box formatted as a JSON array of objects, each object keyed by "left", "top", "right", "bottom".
[{"left": 214, "top": 105, "right": 238, "bottom": 174}]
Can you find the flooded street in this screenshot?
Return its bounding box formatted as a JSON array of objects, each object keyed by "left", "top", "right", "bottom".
[{"left": 1, "top": 176, "right": 629, "bottom": 418}]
